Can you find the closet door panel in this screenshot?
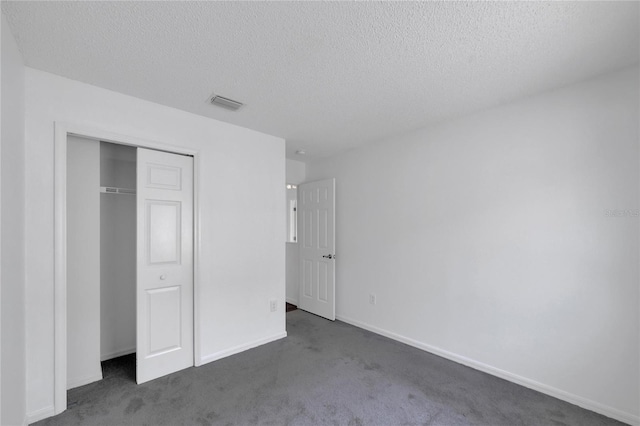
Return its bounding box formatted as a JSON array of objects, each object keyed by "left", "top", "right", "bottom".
[
  {"left": 137, "top": 148, "right": 193, "bottom": 384},
  {"left": 146, "top": 286, "right": 182, "bottom": 356},
  {"left": 146, "top": 201, "right": 181, "bottom": 265}
]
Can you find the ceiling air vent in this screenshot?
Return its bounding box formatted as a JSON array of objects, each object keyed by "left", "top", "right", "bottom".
[{"left": 210, "top": 95, "right": 243, "bottom": 111}]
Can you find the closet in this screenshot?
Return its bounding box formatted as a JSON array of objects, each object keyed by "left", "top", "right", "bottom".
[
  {"left": 66, "top": 136, "right": 194, "bottom": 390},
  {"left": 99, "top": 142, "right": 136, "bottom": 363},
  {"left": 66, "top": 138, "right": 136, "bottom": 389}
]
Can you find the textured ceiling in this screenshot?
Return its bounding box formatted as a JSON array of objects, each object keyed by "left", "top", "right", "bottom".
[{"left": 3, "top": 1, "right": 639, "bottom": 160}]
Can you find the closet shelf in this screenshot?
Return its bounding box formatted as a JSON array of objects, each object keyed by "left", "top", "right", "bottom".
[{"left": 100, "top": 186, "right": 136, "bottom": 195}]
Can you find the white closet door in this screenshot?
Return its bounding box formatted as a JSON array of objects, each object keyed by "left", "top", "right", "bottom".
[{"left": 136, "top": 148, "right": 194, "bottom": 384}]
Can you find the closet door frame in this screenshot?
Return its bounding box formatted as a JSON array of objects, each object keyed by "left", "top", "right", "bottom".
[{"left": 53, "top": 122, "right": 202, "bottom": 415}]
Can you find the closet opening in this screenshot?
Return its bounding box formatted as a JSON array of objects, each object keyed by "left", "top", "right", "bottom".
[
  {"left": 65, "top": 134, "right": 195, "bottom": 404},
  {"left": 66, "top": 139, "right": 137, "bottom": 390},
  {"left": 55, "top": 124, "right": 200, "bottom": 415},
  {"left": 99, "top": 142, "right": 137, "bottom": 368}
]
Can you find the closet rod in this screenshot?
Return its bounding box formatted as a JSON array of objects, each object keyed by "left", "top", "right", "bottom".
[{"left": 100, "top": 186, "right": 136, "bottom": 195}]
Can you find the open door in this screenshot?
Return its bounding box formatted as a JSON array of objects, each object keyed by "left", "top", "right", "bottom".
[
  {"left": 136, "top": 148, "right": 194, "bottom": 384},
  {"left": 298, "top": 178, "right": 336, "bottom": 320}
]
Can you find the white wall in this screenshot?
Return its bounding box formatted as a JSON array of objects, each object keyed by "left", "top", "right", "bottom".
[
  {"left": 285, "top": 159, "right": 306, "bottom": 305},
  {"left": 307, "top": 67, "right": 639, "bottom": 424},
  {"left": 1, "top": 14, "right": 26, "bottom": 426},
  {"left": 66, "top": 136, "right": 102, "bottom": 389},
  {"left": 100, "top": 143, "right": 136, "bottom": 361},
  {"left": 286, "top": 159, "right": 306, "bottom": 184},
  {"left": 24, "top": 68, "right": 285, "bottom": 420}
]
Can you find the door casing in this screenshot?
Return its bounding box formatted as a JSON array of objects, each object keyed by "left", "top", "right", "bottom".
[{"left": 53, "top": 122, "right": 201, "bottom": 415}]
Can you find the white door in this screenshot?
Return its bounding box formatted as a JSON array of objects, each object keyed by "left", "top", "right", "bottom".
[
  {"left": 299, "top": 178, "right": 336, "bottom": 320},
  {"left": 136, "top": 148, "right": 194, "bottom": 384}
]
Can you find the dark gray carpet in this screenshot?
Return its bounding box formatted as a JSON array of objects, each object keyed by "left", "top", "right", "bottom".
[{"left": 36, "top": 310, "right": 623, "bottom": 426}]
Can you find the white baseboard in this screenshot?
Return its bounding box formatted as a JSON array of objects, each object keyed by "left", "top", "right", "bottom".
[
  {"left": 199, "top": 331, "right": 287, "bottom": 366},
  {"left": 26, "top": 405, "right": 55, "bottom": 425},
  {"left": 336, "top": 314, "right": 639, "bottom": 426},
  {"left": 101, "top": 347, "right": 135, "bottom": 361},
  {"left": 67, "top": 371, "right": 103, "bottom": 390},
  {"left": 285, "top": 297, "right": 298, "bottom": 306}
]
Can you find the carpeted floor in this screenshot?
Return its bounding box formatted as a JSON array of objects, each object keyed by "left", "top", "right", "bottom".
[{"left": 36, "top": 310, "right": 623, "bottom": 426}]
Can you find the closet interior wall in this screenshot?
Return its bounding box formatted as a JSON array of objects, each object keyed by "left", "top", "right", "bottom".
[{"left": 100, "top": 142, "right": 136, "bottom": 361}]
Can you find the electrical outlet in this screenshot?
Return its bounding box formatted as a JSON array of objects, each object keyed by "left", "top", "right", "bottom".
[
  {"left": 270, "top": 299, "right": 278, "bottom": 312},
  {"left": 369, "top": 294, "right": 376, "bottom": 305}
]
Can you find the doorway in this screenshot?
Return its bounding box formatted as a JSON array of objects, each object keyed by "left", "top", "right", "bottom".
[
  {"left": 67, "top": 138, "right": 194, "bottom": 388},
  {"left": 66, "top": 138, "right": 138, "bottom": 390},
  {"left": 54, "top": 123, "right": 200, "bottom": 415}
]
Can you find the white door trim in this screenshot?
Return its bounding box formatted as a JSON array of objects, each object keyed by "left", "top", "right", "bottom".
[{"left": 53, "top": 122, "right": 202, "bottom": 415}]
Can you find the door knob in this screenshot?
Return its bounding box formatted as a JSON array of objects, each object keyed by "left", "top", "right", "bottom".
[
  {"left": 322, "top": 254, "right": 335, "bottom": 259},
  {"left": 160, "top": 274, "right": 167, "bottom": 280}
]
